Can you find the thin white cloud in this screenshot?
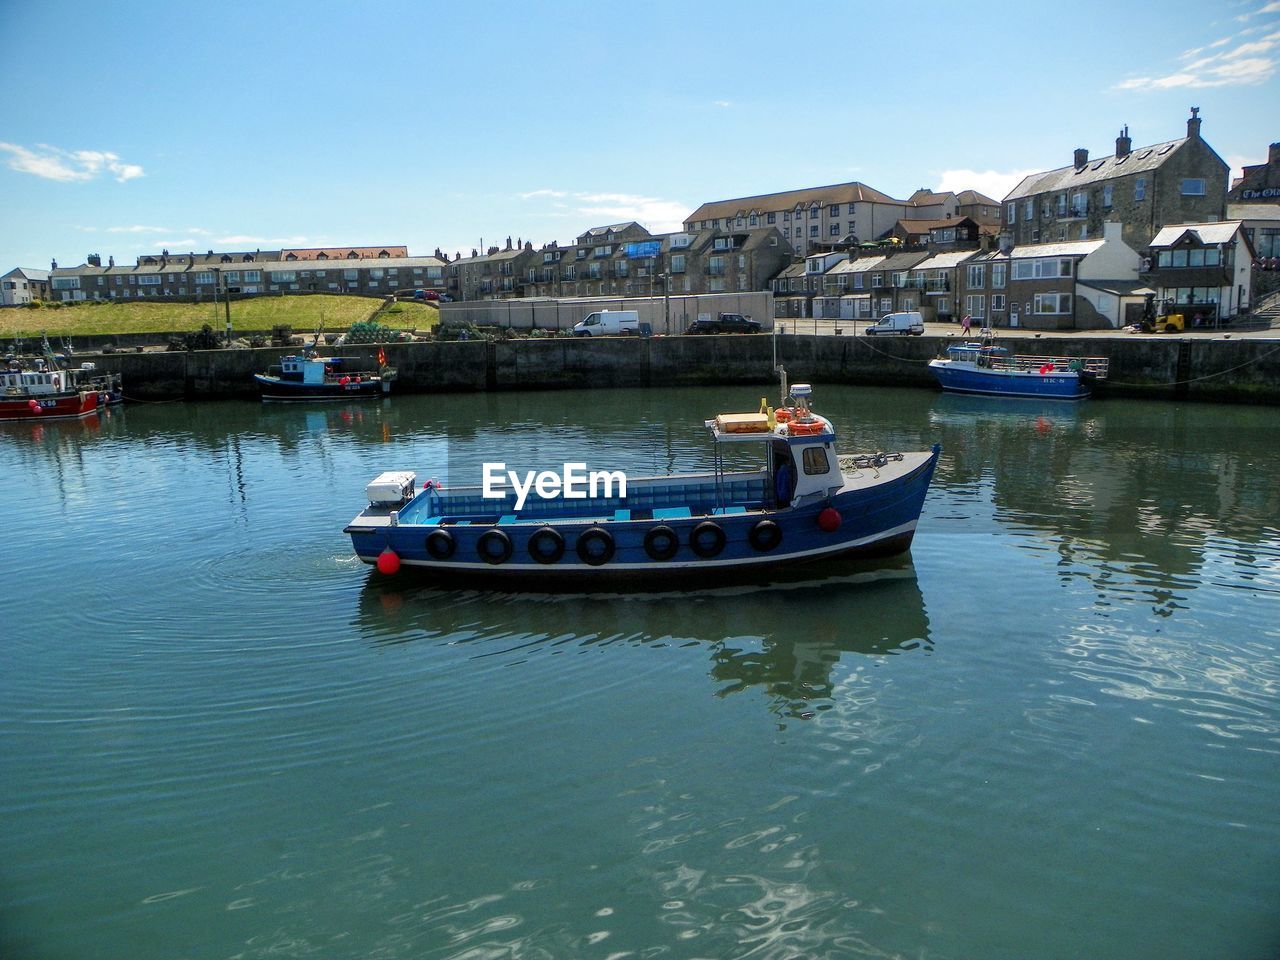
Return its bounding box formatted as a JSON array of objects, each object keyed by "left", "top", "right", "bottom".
[
  {"left": 1237, "top": 0, "right": 1280, "bottom": 20},
  {"left": 712, "top": 100, "right": 731, "bottom": 108},
  {"left": 936, "top": 168, "right": 1039, "bottom": 203},
  {"left": 519, "top": 188, "right": 568, "bottom": 199},
  {"left": 106, "top": 224, "right": 171, "bottom": 233},
  {"left": 0, "top": 142, "right": 144, "bottom": 183},
  {"left": 1116, "top": 15, "right": 1280, "bottom": 89},
  {"left": 520, "top": 189, "right": 690, "bottom": 234}
]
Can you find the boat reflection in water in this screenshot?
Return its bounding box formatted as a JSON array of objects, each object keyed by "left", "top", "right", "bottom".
[{"left": 355, "top": 556, "right": 931, "bottom": 722}]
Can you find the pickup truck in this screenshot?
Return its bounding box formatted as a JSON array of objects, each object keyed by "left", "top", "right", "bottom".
[{"left": 685, "top": 313, "right": 762, "bottom": 334}]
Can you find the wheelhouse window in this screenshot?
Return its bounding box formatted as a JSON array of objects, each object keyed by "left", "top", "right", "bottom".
[{"left": 802, "top": 447, "right": 830, "bottom": 475}]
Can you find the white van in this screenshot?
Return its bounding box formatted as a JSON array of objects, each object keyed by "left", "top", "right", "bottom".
[
  {"left": 572, "top": 310, "right": 640, "bottom": 337},
  {"left": 863, "top": 311, "right": 925, "bottom": 336}
]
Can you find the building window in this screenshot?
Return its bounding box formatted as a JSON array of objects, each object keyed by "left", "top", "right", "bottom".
[
  {"left": 1135, "top": 178, "right": 1147, "bottom": 201},
  {"left": 810, "top": 206, "right": 819, "bottom": 219},
  {"left": 967, "top": 265, "right": 984, "bottom": 287},
  {"left": 965, "top": 294, "right": 986, "bottom": 318},
  {"left": 991, "top": 294, "right": 1006, "bottom": 311},
  {"left": 1007, "top": 203, "right": 1016, "bottom": 224},
  {"left": 829, "top": 204, "right": 840, "bottom": 216},
  {"left": 1034, "top": 292, "right": 1071, "bottom": 314},
  {"left": 1181, "top": 178, "right": 1206, "bottom": 196},
  {"left": 767, "top": 212, "right": 776, "bottom": 224},
  {"left": 1024, "top": 201, "right": 1034, "bottom": 221},
  {"left": 271, "top": 271, "right": 297, "bottom": 282},
  {"left": 671, "top": 254, "right": 685, "bottom": 274},
  {"left": 1103, "top": 185, "right": 1113, "bottom": 208},
  {"left": 809, "top": 225, "right": 818, "bottom": 237},
  {"left": 830, "top": 223, "right": 840, "bottom": 236},
  {"left": 195, "top": 272, "right": 214, "bottom": 285},
  {"left": 992, "top": 263, "right": 1006, "bottom": 288}
]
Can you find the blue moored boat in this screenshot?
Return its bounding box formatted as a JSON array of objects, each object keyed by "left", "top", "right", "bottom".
[
  {"left": 255, "top": 352, "right": 394, "bottom": 401},
  {"left": 928, "top": 339, "right": 1109, "bottom": 400},
  {"left": 344, "top": 379, "right": 940, "bottom": 587}
]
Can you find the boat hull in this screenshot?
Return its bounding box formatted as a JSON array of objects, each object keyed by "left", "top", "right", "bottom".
[
  {"left": 928, "top": 359, "right": 1091, "bottom": 400},
  {"left": 0, "top": 391, "right": 99, "bottom": 421},
  {"left": 255, "top": 374, "right": 389, "bottom": 402},
  {"left": 345, "top": 448, "right": 940, "bottom": 588}
]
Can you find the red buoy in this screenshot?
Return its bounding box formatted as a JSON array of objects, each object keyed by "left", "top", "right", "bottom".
[
  {"left": 817, "top": 507, "right": 842, "bottom": 532},
  {"left": 27, "top": 399, "right": 40, "bottom": 412},
  {"left": 376, "top": 548, "right": 401, "bottom": 575},
  {"left": 340, "top": 376, "right": 351, "bottom": 385}
]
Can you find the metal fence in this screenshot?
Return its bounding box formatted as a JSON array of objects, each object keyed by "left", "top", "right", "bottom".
[{"left": 438, "top": 292, "right": 774, "bottom": 336}]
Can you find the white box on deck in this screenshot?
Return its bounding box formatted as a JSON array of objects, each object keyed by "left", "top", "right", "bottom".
[{"left": 366, "top": 471, "right": 416, "bottom": 506}]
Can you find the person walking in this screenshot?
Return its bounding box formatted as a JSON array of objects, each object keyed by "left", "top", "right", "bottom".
[{"left": 961, "top": 314, "right": 972, "bottom": 335}]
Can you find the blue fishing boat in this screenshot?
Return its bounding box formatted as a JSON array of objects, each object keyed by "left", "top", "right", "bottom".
[
  {"left": 254, "top": 351, "right": 394, "bottom": 401},
  {"left": 344, "top": 378, "right": 941, "bottom": 587},
  {"left": 928, "top": 339, "right": 1109, "bottom": 400}
]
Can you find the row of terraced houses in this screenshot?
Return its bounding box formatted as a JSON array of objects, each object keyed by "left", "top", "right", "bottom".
[{"left": 7, "top": 108, "right": 1280, "bottom": 329}]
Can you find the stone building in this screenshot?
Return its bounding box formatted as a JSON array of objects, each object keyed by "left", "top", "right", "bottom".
[
  {"left": 519, "top": 223, "right": 790, "bottom": 302},
  {"left": 1, "top": 267, "right": 49, "bottom": 306},
  {"left": 1143, "top": 221, "right": 1254, "bottom": 322},
  {"left": 1002, "top": 108, "right": 1229, "bottom": 253},
  {"left": 684, "top": 182, "right": 912, "bottom": 256},
  {"left": 47, "top": 252, "right": 447, "bottom": 302},
  {"left": 1001, "top": 222, "right": 1141, "bottom": 330}
]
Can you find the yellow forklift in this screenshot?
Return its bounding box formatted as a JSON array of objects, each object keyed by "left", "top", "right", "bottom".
[{"left": 1140, "top": 294, "right": 1185, "bottom": 333}]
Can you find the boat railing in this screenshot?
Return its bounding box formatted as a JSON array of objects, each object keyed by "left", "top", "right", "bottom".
[{"left": 1007, "top": 355, "right": 1110, "bottom": 379}]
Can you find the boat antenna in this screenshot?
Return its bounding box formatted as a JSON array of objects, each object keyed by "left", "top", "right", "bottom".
[
  {"left": 40, "top": 331, "right": 60, "bottom": 372},
  {"left": 773, "top": 325, "right": 788, "bottom": 404}
]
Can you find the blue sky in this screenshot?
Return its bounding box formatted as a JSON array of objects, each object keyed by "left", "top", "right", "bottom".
[{"left": 2, "top": 0, "right": 1278, "bottom": 271}]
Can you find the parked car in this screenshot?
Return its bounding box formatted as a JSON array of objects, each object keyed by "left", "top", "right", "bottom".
[
  {"left": 413, "top": 290, "right": 442, "bottom": 301},
  {"left": 685, "top": 313, "right": 762, "bottom": 334},
  {"left": 863, "top": 311, "right": 925, "bottom": 336}
]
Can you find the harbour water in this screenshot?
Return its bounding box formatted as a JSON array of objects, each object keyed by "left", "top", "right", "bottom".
[{"left": 2, "top": 385, "right": 1278, "bottom": 959}]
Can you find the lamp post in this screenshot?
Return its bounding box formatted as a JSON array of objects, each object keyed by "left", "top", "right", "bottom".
[
  {"left": 212, "top": 266, "right": 232, "bottom": 345},
  {"left": 658, "top": 273, "right": 671, "bottom": 334}
]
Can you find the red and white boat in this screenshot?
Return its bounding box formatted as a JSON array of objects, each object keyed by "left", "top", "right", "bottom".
[{"left": 0, "top": 361, "right": 101, "bottom": 422}]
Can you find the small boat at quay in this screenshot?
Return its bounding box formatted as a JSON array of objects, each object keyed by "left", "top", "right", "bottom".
[
  {"left": 1, "top": 358, "right": 101, "bottom": 422},
  {"left": 345, "top": 377, "right": 941, "bottom": 587},
  {"left": 928, "top": 338, "right": 1109, "bottom": 401},
  {"left": 254, "top": 350, "right": 394, "bottom": 401}
]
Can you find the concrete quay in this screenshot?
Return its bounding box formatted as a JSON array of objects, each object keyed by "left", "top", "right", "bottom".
[{"left": 76, "top": 331, "right": 1280, "bottom": 405}]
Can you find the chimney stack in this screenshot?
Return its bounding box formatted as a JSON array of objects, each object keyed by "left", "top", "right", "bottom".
[
  {"left": 51, "top": 258, "right": 58, "bottom": 271},
  {"left": 1073, "top": 147, "right": 1089, "bottom": 169},
  {"left": 505, "top": 236, "right": 512, "bottom": 251},
  {"left": 1187, "top": 106, "right": 1201, "bottom": 140},
  {"left": 87, "top": 253, "right": 101, "bottom": 267},
  {"left": 1116, "top": 125, "right": 1132, "bottom": 158},
  {"left": 108, "top": 256, "right": 114, "bottom": 268}
]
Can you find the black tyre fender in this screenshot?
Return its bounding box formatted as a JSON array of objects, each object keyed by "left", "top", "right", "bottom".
[
  {"left": 425, "top": 528, "right": 455, "bottom": 560},
  {"left": 643, "top": 524, "right": 679, "bottom": 561},
  {"left": 527, "top": 526, "right": 565, "bottom": 564},
  {"left": 748, "top": 519, "right": 782, "bottom": 552},
  {"left": 477, "top": 528, "right": 513, "bottom": 565},
  {"left": 690, "top": 521, "right": 726, "bottom": 558},
  {"left": 576, "top": 526, "right": 615, "bottom": 566}
]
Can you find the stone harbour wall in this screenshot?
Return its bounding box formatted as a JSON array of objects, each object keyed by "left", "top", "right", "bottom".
[{"left": 75, "top": 334, "right": 1280, "bottom": 404}]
